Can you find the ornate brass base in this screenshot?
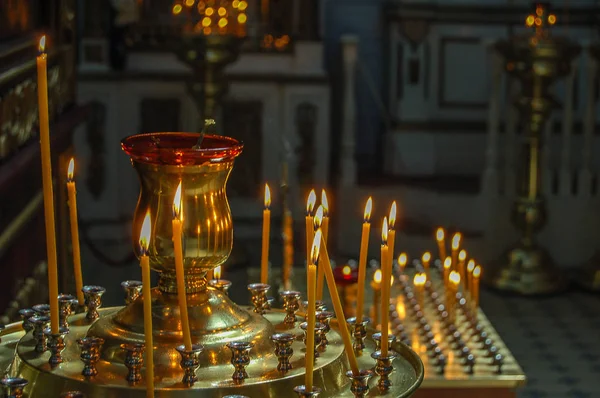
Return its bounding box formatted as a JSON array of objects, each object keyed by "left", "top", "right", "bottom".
[
  {"left": 573, "top": 251, "right": 600, "bottom": 292},
  {"left": 484, "top": 242, "right": 568, "bottom": 295}
]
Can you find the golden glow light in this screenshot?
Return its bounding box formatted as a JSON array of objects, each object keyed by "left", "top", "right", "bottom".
[
  {"left": 526, "top": 15, "right": 535, "bottom": 26},
  {"left": 264, "top": 184, "right": 271, "bottom": 208},
  {"left": 422, "top": 252, "right": 431, "bottom": 263},
  {"left": 67, "top": 158, "right": 75, "bottom": 181},
  {"left": 232, "top": 0, "right": 240, "bottom": 7},
  {"left": 473, "top": 265, "right": 481, "bottom": 278},
  {"left": 449, "top": 271, "right": 461, "bottom": 285},
  {"left": 173, "top": 181, "right": 183, "bottom": 220},
  {"left": 39, "top": 35, "right": 46, "bottom": 52},
  {"left": 202, "top": 16, "right": 211, "bottom": 27},
  {"left": 218, "top": 7, "right": 227, "bottom": 16},
  {"left": 381, "top": 217, "right": 388, "bottom": 245},
  {"left": 398, "top": 253, "right": 407, "bottom": 268},
  {"left": 172, "top": 4, "right": 183, "bottom": 15},
  {"left": 413, "top": 272, "right": 426, "bottom": 286},
  {"left": 444, "top": 257, "right": 452, "bottom": 270},
  {"left": 452, "top": 233, "right": 461, "bottom": 250},
  {"left": 205, "top": 7, "right": 214, "bottom": 15},
  {"left": 436, "top": 227, "right": 444, "bottom": 241},
  {"left": 364, "top": 197, "right": 373, "bottom": 222},
  {"left": 140, "top": 210, "right": 151, "bottom": 253},
  {"left": 214, "top": 265, "right": 222, "bottom": 280},
  {"left": 535, "top": 17, "right": 542, "bottom": 26},
  {"left": 388, "top": 201, "right": 397, "bottom": 229},
  {"left": 342, "top": 265, "right": 351, "bottom": 276},
  {"left": 237, "top": 13, "right": 247, "bottom": 23},
  {"left": 467, "top": 259, "right": 475, "bottom": 273},
  {"left": 306, "top": 189, "right": 317, "bottom": 215},
  {"left": 374, "top": 269, "right": 382, "bottom": 284},
  {"left": 185, "top": 0, "right": 195, "bottom": 6},
  {"left": 238, "top": 1, "right": 247, "bottom": 10},
  {"left": 218, "top": 18, "right": 228, "bottom": 28},
  {"left": 459, "top": 250, "right": 467, "bottom": 262},
  {"left": 548, "top": 14, "right": 556, "bottom": 25},
  {"left": 321, "top": 190, "right": 329, "bottom": 216},
  {"left": 313, "top": 205, "right": 324, "bottom": 230},
  {"left": 311, "top": 229, "right": 322, "bottom": 265}
]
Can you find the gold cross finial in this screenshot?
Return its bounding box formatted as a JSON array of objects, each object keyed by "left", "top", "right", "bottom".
[{"left": 525, "top": 3, "right": 556, "bottom": 35}]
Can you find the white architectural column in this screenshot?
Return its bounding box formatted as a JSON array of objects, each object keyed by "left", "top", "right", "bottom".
[
  {"left": 580, "top": 55, "right": 597, "bottom": 198},
  {"left": 559, "top": 60, "right": 578, "bottom": 196},
  {"left": 340, "top": 35, "right": 358, "bottom": 187},
  {"left": 482, "top": 49, "right": 503, "bottom": 195},
  {"left": 503, "top": 79, "right": 519, "bottom": 196}
]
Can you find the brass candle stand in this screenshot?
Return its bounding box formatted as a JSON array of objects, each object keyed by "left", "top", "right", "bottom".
[{"left": 485, "top": 4, "right": 580, "bottom": 295}]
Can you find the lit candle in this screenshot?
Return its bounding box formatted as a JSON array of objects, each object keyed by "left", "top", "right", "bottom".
[
  {"left": 305, "top": 189, "right": 317, "bottom": 264},
  {"left": 436, "top": 227, "right": 446, "bottom": 261},
  {"left": 66, "top": 158, "right": 84, "bottom": 306},
  {"left": 388, "top": 202, "right": 397, "bottom": 269},
  {"left": 316, "top": 190, "right": 330, "bottom": 301},
  {"left": 380, "top": 217, "right": 391, "bottom": 356},
  {"left": 421, "top": 252, "right": 431, "bottom": 276},
  {"left": 356, "top": 197, "right": 372, "bottom": 324},
  {"left": 172, "top": 182, "right": 192, "bottom": 350},
  {"left": 451, "top": 233, "right": 461, "bottom": 268},
  {"left": 443, "top": 257, "right": 452, "bottom": 291},
  {"left": 305, "top": 236, "right": 319, "bottom": 391},
  {"left": 139, "top": 211, "right": 155, "bottom": 397},
  {"left": 260, "top": 184, "right": 271, "bottom": 284},
  {"left": 413, "top": 273, "right": 426, "bottom": 309},
  {"left": 458, "top": 250, "right": 467, "bottom": 287},
  {"left": 371, "top": 270, "right": 381, "bottom": 327},
  {"left": 316, "top": 228, "right": 360, "bottom": 375},
  {"left": 37, "top": 36, "right": 60, "bottom": 334},
  {"left": 448, "top": 271, "right": 461, "bottom": 324},
  {"left": 466, "top": 259, "right": 476, "bottom": 294},
  {"left": 398, "top": 253, "right": 407, "bottom": 273},
  {"left": 472, "top": 265, "right": 481, "bottom": 314}
]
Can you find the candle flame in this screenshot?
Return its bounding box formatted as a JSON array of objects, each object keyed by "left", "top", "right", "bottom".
[
  {"left": 39, "top": 36, "right": 46, "bottom": 52},
  {"left": 459, "top": 250, "right": 467, "bottom": 261},
  {"left": 449, "top": 271, "right": 461, "bottom": 285},
  {"left": 306, "top": 189, "right": 317, "bottom": 215},
  {"left": 388, "top": 201, "right": 397, "bottom": 229},
  {"left": 381, "top": 217, "right": 388, "bottom": 245},
  {"left": 264, "top": 184, "right": 271, "bottom": 208},
  {"left": 436, "top": 227, "right": 444, "bottom": 241},
  {"left": 139, "top": 210, "right": 151, "bottom": 254},
  {"left": 321, "top": 190, "right": 329, "bottom": 216},
  {"left": 374, "top": 269, "right": 382, "bottom": 284},
  {"left": 364, "top": 197, "right": 373, "bottom": 222},
  {"left": 422, "top": 252, "right": 431, "bottom": 263},
  {"left": 473, "top": 265, "right": 481, "bottom": 278},
  {"left": 313, "top": 205, "right": 324, "bottom": 230},
  {"left": 214, "top": 265, "right": 222, "bottom": 280},
  {"left": 342, "top": 265, "right": 351, "bottom": 276},
  {"left": 173, "top": 181, "right": 183, "bottom": 220},
  {"left": 413, "top": 273, "right": 427, "bottom": 286},
  {"left": 390, "top": 275, "right": 395, "bottom": 286},
  {"left": 398, "top": 253, "right": 407, "bottom": 268},
  {"left": 467, "top": 260, "right": 475, "bottom": 273},
  {"left": 444, "top": 257, "right": 452, "bottom": 269},
  {"left": 311, "top": 229, "right": 322, "bottom": 265},
  {"left": 67, "top": 158, "right": 75, "bottom": 181},
  {"left": 451, "top": 233, "right": 461, "bottom": 250}
]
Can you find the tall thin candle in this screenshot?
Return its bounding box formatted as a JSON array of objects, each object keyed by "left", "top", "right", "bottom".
[
  {"left": 398, "top": 253, "right": 408, "bottom": 273},
  {"left": 139, "top": 211, "right": 155, "bottom": 397},
  {"left": 436, "top": 227, "right": 446, "bottom": 261},
  {"left": 37, "top": 36, "right": 59, "bottom": 334},
  {"left": 388, "top": 202, "right": 397, "bottom": 269},
  {"left": 316, "top": 190, "right": 329, "bottom": 300},
  {"left": 66, "top": 158, "right": 84, "bottom": 305},
  {"left": 472, "top": 265, "right": 481, "bottom": 313},
  {"left": 305, "top": 190, "right": 316, "bottom": 264},
  {"left": 451, "top": 233, "right": 461, "bottom": 268},
  {"left": 355, "top": 197, "right": 372, "bottom": 324},
  {"left": 421, "top": 252, "right": 431, "bottom": 276},
  {"left": 443, "top": 257, "right": 452, "bottom": 291},
  {"left": 466, "top": 259, "right": 476, "bottom": 294},
  {"left": 458, "top": 249, "right": 467, "bottom": 287},
  {"left": 304, "top": 238, "right": 319, "bottom": 390},
  {"left": 260, "top": 184, "right": 271, "bottom": 284},
  {"left": 380, "top": 217, "right": 391, "bottom": 356},
  {"left": 172, "top": 182, "right": 192, "bottom": 350}
]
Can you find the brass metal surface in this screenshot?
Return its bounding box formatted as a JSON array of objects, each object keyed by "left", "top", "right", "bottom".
[{"left": 0, "top": 310, "right": 423, "bottom": 397}]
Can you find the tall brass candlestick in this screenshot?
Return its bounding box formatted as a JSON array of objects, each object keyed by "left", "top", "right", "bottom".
[
  {"left": 66, "top": 159, "right": 84, "bottom": 306},
  {"left": 356, "top": 198, "right": 372, "bottom": 324}
]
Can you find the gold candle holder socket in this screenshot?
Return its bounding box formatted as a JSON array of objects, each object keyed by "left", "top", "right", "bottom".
[
  {"left": 77, "top": 337, "right": 104, "bottom": 378},
  {"left": 44, "top": 326, "right": 69, "bottom": 367},
  {"left": 280, "top": 290, "right": 302, "bottom": 325},
  {"left": 29, "top": 315, "right": 50, "bottom": 353},
  {"left": 315, "top": 311, "right": 334, "bottom": 345},
  {"left": 208, "top": 279, "right": 232, "bottom": 295},
  {"left": 302, "top": 300, "right": 327, "bottom": 316},
  {"left": 346, "top": 369, "right": 374, "bottom": 398},
  {"left": 82, "top": 285, "right": 106, "bottom": 321},
  {"left": 120, "top": 281, "right": 143, "bottom": 304},
  {"left": 176, "top": 343, "right": 204, "bottom": 387},
  {"left": 18, "top": 309, "right": 35, "bottom": 333},
  {"left": 300, "top": 322, "right": 326, "bottom": 357},
  {"left": 58, "top": 294, "right": 77, "bottom": 329},
  {"left": 293, "top": 385, "right": 322, "bottom": 397},
  {"left": 371, "top": 332, "right": 396, "bottom": 351},
  {"left": 247, "top": 283, "right": 270, "bottom": 315},
  {"left": 346, "top": 316, "right": 370, "bottom": 352},
  {"left": 371, "top": 350, "right": 397, "bottom": 391},
  {"left": 120, "top": 343, "right": 144, "bottom": 384},
  {"left": 271, "top": 333, "right": 295, "bottom": 372},
  {"left": 32, "top": 303, "right": 50, "bottom": 316},
  {"left": 0, "top": 377, "right": 28, "bottom": 398},
  {"left": 226, "top": 341, "right": 254, "bottom": 383}
]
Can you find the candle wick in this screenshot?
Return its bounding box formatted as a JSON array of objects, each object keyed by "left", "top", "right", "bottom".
[{"left": 192, "top": 119, "right": 216, "bottom": 149}]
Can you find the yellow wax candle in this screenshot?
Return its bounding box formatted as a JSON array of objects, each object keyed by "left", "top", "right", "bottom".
[
  {"left": 458, "top": 250, "right": 467, "bottom": 287},
  {"left": 398, "top": 253, "right": 408, "bottom": 273},
  {"left": 380, "top": 217, "right": 391, "bottom": 356},
  {"left": 305, "top": 189, "right": 316, "bottom": 263},
  {"left": 37, "top": 36, "right": 59, "bottom": 334},
  {"left": 172, "top": 182, "right": 192, "bottom": 350},
  {"left": 466, "top": 259, "right": 476, "bottom": 293},
  {"left": 139, "top": 211, "right": 155, "bottom": 397},
  {"left": 443, "top": 257, "right": 452, "bottom": 291},
  {"left": 317, "top": 229, "right": 359, "bottom": 375},
  {"left": 451, "top": 233, "right": 461, "bottom": 268},
  {"left": 448, "top": 271, "right": 460, "bottom": 324},
  {"left": 66, "top": 159, "right": 84, "bottom": 305},
  {"left": 421, "top": 252, "right": 431, "bottom": 276},
  {"left": 371, "top": 270, "right": 381, "bottom": 327},
  {"left": 472, "top": 266, "right": 481, "bottom": 314},
  {"left": 413, "top": 273, "right": 426, "bottom": 309},
  {"left": 388, "top": 202, "right": 397, "bottom": 268},
  {"left": 316, "top": 190, "right": 329, "bottom": 301},
  {"left": 305, "top": 252, "right": 318, "bottom": 390},
  {"left": 355, "top": 197, "right": 372, "bottom": 324},
  {"left": 260, "top": 184, "right": 271, "bottom": 284},
  {"left": 436, "top": 228, "right": 446, "bottom": 261}
]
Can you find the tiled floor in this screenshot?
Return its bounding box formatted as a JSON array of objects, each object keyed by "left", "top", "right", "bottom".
[{"left": 481, "top": 288, "right": 600, "bottom": 398}]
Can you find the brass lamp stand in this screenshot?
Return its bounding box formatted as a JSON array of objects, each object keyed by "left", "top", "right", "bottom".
[{"left": 485, "top": 5, "right": 580, "bottom": 295}]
